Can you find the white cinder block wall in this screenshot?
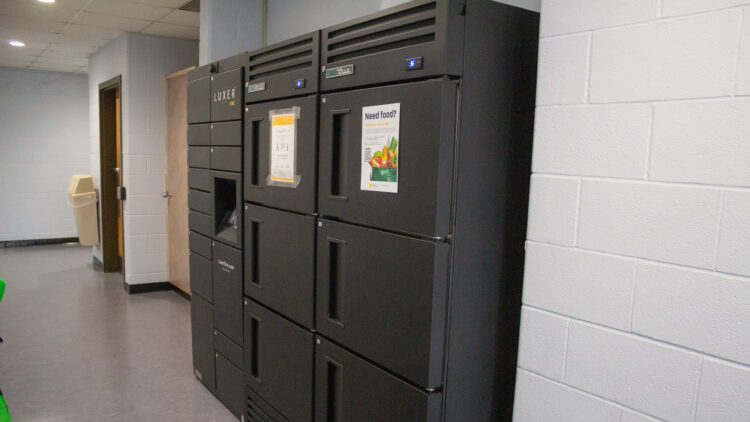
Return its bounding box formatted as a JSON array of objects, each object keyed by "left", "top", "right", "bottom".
[
  {"left": 514, "top": 1, "right": 750, "bottom": 422},
  {"left": 89, "top": 33, "right": 197, "bottom": 285},
  {"left": 0, "top": 67, "right": 89, "bottom": 241}
]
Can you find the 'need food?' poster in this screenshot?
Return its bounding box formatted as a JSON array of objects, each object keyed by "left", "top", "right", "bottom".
[{"left": 361, "top": 103, "right": 400, "bottom": 193}]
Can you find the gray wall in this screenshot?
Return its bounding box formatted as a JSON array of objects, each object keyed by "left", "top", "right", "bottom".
[
  {"left": 89, "top": 33, "right": 198, "bottom": 284},
  {"left": 199, "top": 0, "right": 264, "bottom": 65},
  {"left": 0, "top": 67, "right": 89, "bottom": 241},
  {"left": 200, "top": 0, "right": 540, "bottom": 63}
]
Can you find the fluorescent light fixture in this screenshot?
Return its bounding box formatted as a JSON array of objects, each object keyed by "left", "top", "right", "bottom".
[
  {"left": 38, "top": 0, "right": 56, "bottom": 3},
  {"left": 9, "top": 40, "right": 25, "bottom": 47}
]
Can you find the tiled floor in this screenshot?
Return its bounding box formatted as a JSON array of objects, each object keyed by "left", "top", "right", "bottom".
[{"left": 0, "top": 243, "right": 237, "bottom": 422}]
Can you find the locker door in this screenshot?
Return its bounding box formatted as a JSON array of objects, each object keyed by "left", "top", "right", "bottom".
[
  {"left": 318, "top": 79, "right": 457, "bottom": 238},
  {"left": 211, "top": 68, "right": 243, "bottom": 122},
  {"left": 213, "top": 242, "right": 243, "bottom": 345},
  {"left": 244, "top": 95, "right": 318, "bottom": 214},
  {"left": 216, "top": 352, "right": 244, "bottom": 417},
  {"left": 189, "top": 252, "right": 212, "bottom": 302},
  {"left": 244, "top": 204, "right": 315, "bottom": 328},
  {"left": 316, "top": 219, "right": 448, "bottom": 389},
  {"left": 245, "top": 300, "right": 314, "bottom": 422},
  {"left": 315, "top": 337, "right": 441, "bottom": 422},
  {"left": 187, "top": 76, "right": 210, "bottom": 124},
  {"left": 191, "top": 294, "right": 215, "bottom": 391}
]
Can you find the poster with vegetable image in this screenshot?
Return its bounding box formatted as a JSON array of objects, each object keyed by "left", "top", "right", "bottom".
[{"left": 361, "top": 103, "right": 400, "bottom": 193}]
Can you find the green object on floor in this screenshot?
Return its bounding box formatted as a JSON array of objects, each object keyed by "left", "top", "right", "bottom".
[{"left": 0, "top": 279, "right": 9, "bottom": 422}]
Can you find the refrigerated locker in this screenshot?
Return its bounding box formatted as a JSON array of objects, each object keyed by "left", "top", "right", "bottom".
[
  {"left": 187, "top": 52, "right": 248, "bottom": 417},
  {"left": 240, "top": 32, "right": 320, "bottom": 422},
  {"left": 312, "top": 1, "right": 539, "bottom": 421}
]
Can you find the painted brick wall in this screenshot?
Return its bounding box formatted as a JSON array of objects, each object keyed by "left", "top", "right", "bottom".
[
  {"left": 0, "top": 67, "right": 89, "bottom": 241},
  {"left": 514, "top": 1, "right": 750, "bottom": 422}
]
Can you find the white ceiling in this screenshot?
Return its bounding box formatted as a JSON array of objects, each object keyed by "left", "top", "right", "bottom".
[{"left": 0, "top": 0, "right": 199, "bottom": 74}]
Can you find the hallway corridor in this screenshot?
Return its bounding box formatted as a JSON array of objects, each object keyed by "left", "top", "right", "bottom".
[{"left": 0, "top": 244, "right": 237, "bottom": 422}]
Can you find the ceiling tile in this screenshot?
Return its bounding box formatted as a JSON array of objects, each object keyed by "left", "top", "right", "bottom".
[
  {"left": 0, "top": 59, "right": 32, "bottom": 68},
  {"left": 126, "top": 0, "right": 192, "bottom": 8},
  {"left": 0, "top": 14, "right": 68, "bottom": 33},
  {"left": 141, "top": 22, "right": 198, "bottom": 39},
  {"left": 85, "top": 0, "right": 171, "bottom": 21},
  {"left": 0, "top": 45, "right": 47, "bottom": 56},
  {"left": 0, "top": 1, "right": 78, "bottom": 24},
  {"left": 38, "top": 49, "right": 90, "bottom": 59},
  {"left": 54, "top": 0, "right": 94, "bottom": 9},
  {"left": 0, "top": 28, "right": 60, "bottom": 43},
  {"left": 0, "top": 39, "right": 50, "bottom": 50},
  {"left": 73, "top": 11, "right": 151, "bottom": 32},
  {"left": 47, "top": 43, "right": 99, "bottom": 55},
  {"left": 159, "top": 9, "right": 198, "bottom": 27},
  {"left": 28, "top": 62, "right": 81, "bottom": 73},
  {"left": 62, "top": 24, "right": 124, "bottom": 41},
  {"left": 34, "top": 55, "right": 88, "bottom": 66}
]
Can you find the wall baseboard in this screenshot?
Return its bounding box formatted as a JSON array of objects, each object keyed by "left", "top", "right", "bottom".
[
  {"left": 92, "top": 256, "right": 103, "bottom": 270},
  {"left": 0, "top": 237, "right": 79, "bottom": 248},
  {"left": 123, "top": 281, "right": 191, "bottom": 301}
]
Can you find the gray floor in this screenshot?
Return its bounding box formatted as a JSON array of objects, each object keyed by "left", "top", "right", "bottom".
[{"left": 0, "top": 244, "right": 237, "bottom": 422}]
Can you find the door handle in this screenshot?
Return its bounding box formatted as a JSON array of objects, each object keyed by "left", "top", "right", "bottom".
[
  {"left": 113, "top": 167, "right": 120, "bottom": 173},
  {"left": 162, "top": 191, "right": 172, "bottom": 198}
]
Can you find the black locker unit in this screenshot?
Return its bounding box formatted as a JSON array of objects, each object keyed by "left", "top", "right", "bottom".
[
  {"left": 313, "top": 1, "right": 538, "bottom": 421},
  {"left": 240, "top": 32, "right": 320, "bottom": 422},
  {"left": 187, "top": 52, "right": 248, "bottom": 418}
]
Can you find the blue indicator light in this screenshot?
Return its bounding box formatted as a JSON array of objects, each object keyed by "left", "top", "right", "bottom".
[
  {"left": 294, "top": 79, "right": 305, "bottom": 88},
  {"left": 409, "top": 60, "right": 416, "bottom": 67},
  {"left": 297, "top": 80, "right": 302, "bottom": 86}
]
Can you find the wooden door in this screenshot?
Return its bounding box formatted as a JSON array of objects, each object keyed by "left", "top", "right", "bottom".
[{"left": 166, "top": 67, "right": 193, "bottom": 294}]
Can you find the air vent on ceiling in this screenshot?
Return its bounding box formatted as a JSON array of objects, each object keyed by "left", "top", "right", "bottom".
[
  {"left": 325, "top": 1, "right": 437, "bottom": 64},
  {"left": 247, "top": 36, "right": 315, "bottom": 81}
]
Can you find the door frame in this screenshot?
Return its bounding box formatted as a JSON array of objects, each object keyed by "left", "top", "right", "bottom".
[{"left": 98, "top": 76, "right": 124, "bottom": 273}]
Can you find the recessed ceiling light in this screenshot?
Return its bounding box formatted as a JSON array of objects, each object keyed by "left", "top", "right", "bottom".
[
  {"left": 9, "top": 40, "right": 25, "bottom": 47},
  {"left": 38, "top": 0, "right": 56, "bottom": 3}
]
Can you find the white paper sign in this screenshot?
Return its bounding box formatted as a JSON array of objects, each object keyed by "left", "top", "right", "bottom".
[
  {"left": 268, "top": 109, "right": 299, "bottom": 187},
  {"left": 361, "top": 103, "right": 400, "bottom": 193}
]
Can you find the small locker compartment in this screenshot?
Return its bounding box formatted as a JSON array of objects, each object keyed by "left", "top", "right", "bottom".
[
  {"left": 244, "top": 95, "right": 317, "bottom": 215},
  {"left": 316, "top": 219, "right": 448, "bottom": 389},
  {"left": 213, "top": 242, "right": 243, "bottom": 345},
  {"left": 187, "top": 64, "right": 213, "bottom": 124},
  {"left": 189, "top": 251, "right": 212, "bottom": 302},
  {"left": 315, "top": 337, "right": 442, "bottom": 422},
  {"left": 318, "top": 79, "right": 457, "bottom": 238},
  {"left": 244, "top": 204, "right": 315, "bottom": 328},
  {"left": 210, "top": 120, "right": 242, "bottom": 146},
  {"left": 246, "top": 387, "right": 292, "bottom": 422},
  {"left": 211, "top": 66, "right": 244, "bottom": 122},
  {"left": 191, "top": 294, "right": 215, "bottom": 391},
  {"left": 211, "top": 171, "right": 242, "bottom": 249},
  {"left": 216, "top": 352, "right": 245, "bottom": 418},
  {"left": 188, "top": 210, "right": 211, "bottom": 237},
  {"left": 245, "top": 299, "right": 314, "bottom": 422},
  {"left": 188, "top": 123, "right": 210, "bottom": 145},
  {"left": 215, "top": 329, "right": 243, "bottom": 369},
  {"left": 210, "top": 147, "right": 242, "bottom": 172},
  {"left": 245, "top": 32, "right": 319, "bottom": 104},
  {"left": 188, "top": 146, "right": 211, "bottom": 169},
  {"left": 188, "top": 168, "right": 211, "bottom": 192},
  {"left": 320, "top": 0, "right": 464, "bottom": 92},
  {"left": 188, "top": 189, "right": 211, "bottom": 215},
  {"left": 189, "top": 231, "right": 212, "bottom": 260}
]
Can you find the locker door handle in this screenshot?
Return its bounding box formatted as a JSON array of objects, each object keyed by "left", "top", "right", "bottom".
[
  {"left": 248, "top": 218, "right": 263, "bottom": 287},
  {"left": 249, "top": 316, "right": 260, "bottom": 382},
  {"left": 247, "top": 118, "right": 263, "bottom": 188},
  {"left": 325, "top": 359, "right": 343, "bottom": 422},
  {"left": 329, "top": 109, "right": 350, "bottom": 200},
  {"left": 326, "top": 238, "right": 346, "bottom": 325}
]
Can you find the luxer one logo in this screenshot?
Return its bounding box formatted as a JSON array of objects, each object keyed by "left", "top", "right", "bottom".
[
  {"left": 213, "top": 87, "right": 237, "bottom": 104},
  {"left": 218, "top": 259, "right": 235, "bottom": 272}
]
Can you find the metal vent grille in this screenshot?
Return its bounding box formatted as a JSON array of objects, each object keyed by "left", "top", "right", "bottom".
[
  {"left": 245, "top": 392, "right": 276, "bottom": 422},
  {"left": 324, "top": 1, "right": 437, "bottom": 64},
  {"left": 247, "top": 37, "right": 315, "bottom": 81}
]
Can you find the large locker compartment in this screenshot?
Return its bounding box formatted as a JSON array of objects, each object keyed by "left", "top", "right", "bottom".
[
  {"left": 244, "top": 300, "right": 314, "bottom": 422},
  {"left": 317, "top": 79, "right": 456, "bottom": 238}
]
